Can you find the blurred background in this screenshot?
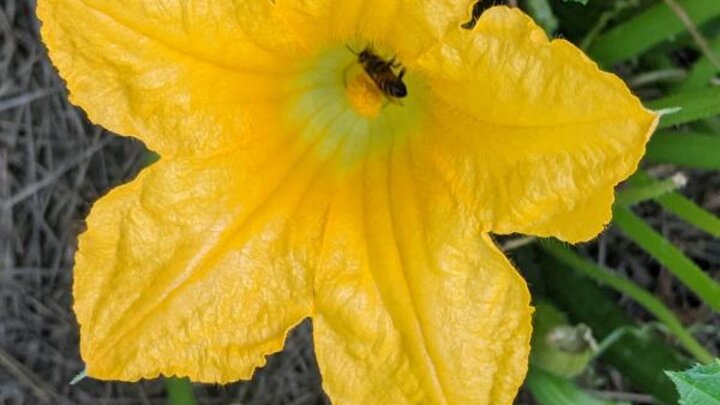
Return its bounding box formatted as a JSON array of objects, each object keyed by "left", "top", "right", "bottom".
[{"left": 1, "top": 0, "right": 719, "bottom": 404}]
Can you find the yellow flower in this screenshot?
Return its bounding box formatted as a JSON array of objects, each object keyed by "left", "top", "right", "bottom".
[{"left": 39, "top": 1, "right": 657, "bottom": 403}]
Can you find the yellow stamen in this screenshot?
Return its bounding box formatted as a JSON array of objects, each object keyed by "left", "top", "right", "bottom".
[{"left": 345, "top": 67, "right": 383, "bottom": 119}]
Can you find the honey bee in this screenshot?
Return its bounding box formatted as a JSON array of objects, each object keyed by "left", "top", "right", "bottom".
[
  {"left": 461, "top": 0, "right": 493, "bottom": 29},
  {"left": 349, "top": 46, "right": 407, "bottom": 99}
]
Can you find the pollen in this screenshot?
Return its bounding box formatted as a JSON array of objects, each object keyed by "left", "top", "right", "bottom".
[{"left": 345, "top": 67, "right": 383, "bottom": 119}]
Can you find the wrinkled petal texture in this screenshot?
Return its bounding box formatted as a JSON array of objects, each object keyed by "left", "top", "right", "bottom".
[
  {"left": 411, "top": 7, "right": 658, "bottom": 242},
  {"left": 38, "top": 0, "right": 471, "bottom": 156},
  {"left": 40, "top": 0, "right": 655, "bottom": 404},
  {"left": 73, "top": 149, "right": 329, "bottom": 382},
  {"left": 313, "top": 149, "right": 531, "bottom": 404},
  {"left": 38, "top": 0, "right": 309, "bottom": 157},
  {"left": 275, "top": 0, "right": 473, "bottom": 60}
]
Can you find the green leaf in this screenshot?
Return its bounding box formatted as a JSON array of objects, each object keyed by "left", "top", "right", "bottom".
[
  {"left": 166, "top": 378, "right": 197, "bottom": 405},
  {"left": 657, "top": 192, "right": 720, "bottom": 238},
  {"left": 667, "top": 361, "right": 720, "bottom": 405},
  {"left": 537, "top": 247, "right": 690, "bottom": 404},
  {"left": 675, "top": 35, "right": 720, "bottom": 92},
  {"left": 629, "top": 172, "right": 720, "bottom": 238},
  {"left": 648, "top": 88, "right": 720, "bottom": 128},
  {"left": 526, "top": 367, "right": 629, "bottom": 405},
  {"left": 613, "top": 207, "right": 720, "bottom": 313},
  {"left": 562, "top": 0, "right": 589, "bottom": 4},
  {"left": 646, "top": 132, "right": 720, "bottom": 170},
  {"left": 540, "top": 240, "right": 713, "bottom": 364},
  {"left": 143, "top": 150, "right": 161, "bottom": 166},
  {"left": 615, "top": 173, "right": 686, "bottom": 207},
  {"left": 588, "top": 0, "right": 720, "bottom": 65},
  {"left": 526, "top": 0, "right": 559, "bottom": 33}
]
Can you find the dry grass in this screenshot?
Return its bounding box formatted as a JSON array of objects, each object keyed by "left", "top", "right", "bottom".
[{"left": 0, "top": 1, "right": 326, "bottom": 403}]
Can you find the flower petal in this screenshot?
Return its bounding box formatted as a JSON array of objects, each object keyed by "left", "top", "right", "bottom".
[
  {"left": 275, "top": 0, "right": 474, "bottom": 59},
  {"left": 411, "top": 6, "right": 658, "bottom": 242},
  {"left": 38, "top": 0, "right": 301, "bottom": 157},
  {"left": 74, "top": 148, "right": 332, "bottom": 382},
  {"left": 312, "top": 147, "right": 532, "bottom": 404}
]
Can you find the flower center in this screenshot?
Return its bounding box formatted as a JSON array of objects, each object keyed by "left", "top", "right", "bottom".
[
  {"left": 282, "top": 44, "right": 425, "bottom": 167},
  {"left": 344, "top": 64, "right": 384, "bottom": 118}
]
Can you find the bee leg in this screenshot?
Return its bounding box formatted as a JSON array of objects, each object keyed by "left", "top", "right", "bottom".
[
  {"left": 346, "top": 44, "right": 359, "bottom": 55},
  {"left": 384, "top": 97, "right": 404, "bottom": 107},
  {"left": 398, "top": 68, "right": 406, "bottom": 80}
]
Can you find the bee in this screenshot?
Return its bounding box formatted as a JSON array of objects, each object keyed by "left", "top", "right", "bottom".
[
  {"left": 461, "top": 0, "right": 493, "bottom": 29},
  {"left": 349, "top": 46, "right": 407, "bottom": 99}
]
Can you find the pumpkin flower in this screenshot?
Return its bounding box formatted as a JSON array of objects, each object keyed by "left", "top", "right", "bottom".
[{"left": 39, "top": 0, "right": 657, "bottom": 403}]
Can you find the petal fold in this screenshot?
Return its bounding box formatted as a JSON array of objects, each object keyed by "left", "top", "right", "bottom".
[
  {"left": 39, "top": 0, "right": 300, "bottom": 157},
  {"left": 74, "top": 149, "right": 329, "bottom": 382},
  {"left": 312, "top": 145, "right": 532, "bottom": 404},
  {"left": 275, "top": 0, "right": 475, "bottom": 59},
  {"left": 411, "top": 6, "right": 658, "bottom": 242}
]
